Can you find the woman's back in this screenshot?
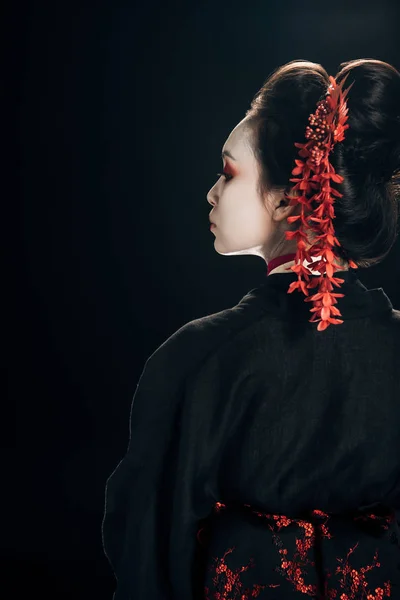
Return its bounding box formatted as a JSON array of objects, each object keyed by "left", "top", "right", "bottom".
[
  {"left": 102, "top": 270, "right": 400, "bottom": 599},
  {"left": 194, "top": 271, "right": 400, "bottom": 598}
]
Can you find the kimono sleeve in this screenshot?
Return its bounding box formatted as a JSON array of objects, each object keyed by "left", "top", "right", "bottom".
[{"left": 101, "top": 344, "right": 222, "bottom": 600}]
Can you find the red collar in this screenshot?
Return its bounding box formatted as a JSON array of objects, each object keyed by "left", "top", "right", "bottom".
[{"left": 267, "top": 253, "right": 296, "bottom": 275}]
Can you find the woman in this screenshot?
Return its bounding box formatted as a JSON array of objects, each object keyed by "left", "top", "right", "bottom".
[{"left": 102, "top": 59, "right": 400, "bottom": 599}]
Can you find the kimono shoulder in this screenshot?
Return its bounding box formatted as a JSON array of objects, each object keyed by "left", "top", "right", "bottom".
[{"left": 143, "top": 291, "right": 263, "bottom": 384}]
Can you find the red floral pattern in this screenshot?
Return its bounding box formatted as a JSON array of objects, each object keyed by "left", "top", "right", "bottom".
[
  {"left": 204, "top": 547, "right": 268, "bottom": 600},
  {"left": 201, "top": 502, "right": 395, "bottom": 599},
  {"left": 284, "top": 74, "right": 359, "bottom": 331}
]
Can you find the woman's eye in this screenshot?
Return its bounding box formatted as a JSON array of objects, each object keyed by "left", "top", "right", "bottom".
[{"left": 216, "top": 172, "right": 233, "bottom": 182}]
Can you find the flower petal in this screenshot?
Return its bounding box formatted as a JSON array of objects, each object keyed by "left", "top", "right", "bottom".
[{"left": 317, "top": 320, "right": 330, "bottom": 331}]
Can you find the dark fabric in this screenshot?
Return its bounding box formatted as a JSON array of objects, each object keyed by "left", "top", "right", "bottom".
[{"left": 101, "top": 269, "right": 400, "bottom": 599}]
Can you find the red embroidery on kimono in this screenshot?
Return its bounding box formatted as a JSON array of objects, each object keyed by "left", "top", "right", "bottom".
[
  {"left": 203, "top": 503, "right": 394, "bottom": 599},
  {"left": 333, "top": 543, "right": 392, "bottom": 599},
  {"left": 204, "top": 547, "right": 268, "bottom": 600},
  {"left": 258, "top": 507, "right": 392, "bottom": 598}
]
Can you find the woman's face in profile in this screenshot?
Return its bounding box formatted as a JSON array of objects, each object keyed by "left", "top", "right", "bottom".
[{"left": 206, "top": 117, "right": 290, "bottom": 261}]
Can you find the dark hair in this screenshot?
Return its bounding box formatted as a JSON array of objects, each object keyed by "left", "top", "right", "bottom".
[{"left": 244, "top": 59, "right": 400, "bottom": 268}]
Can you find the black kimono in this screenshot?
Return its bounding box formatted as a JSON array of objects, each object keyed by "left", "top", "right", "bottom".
[{"left": 101, "top": 269, "right": 400, "bottom": 599}]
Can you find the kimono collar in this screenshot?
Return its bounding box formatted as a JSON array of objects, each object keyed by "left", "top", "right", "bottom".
[
  {"left": 267, "top": 253, "right": 297, "bottom": 276},
  {"left": 249, "top": 268, "right": 394, "bottom": 322}
]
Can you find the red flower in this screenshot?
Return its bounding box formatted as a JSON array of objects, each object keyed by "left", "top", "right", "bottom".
[{"left": 283, "top": 73, "right": 357, "bottom": 331}]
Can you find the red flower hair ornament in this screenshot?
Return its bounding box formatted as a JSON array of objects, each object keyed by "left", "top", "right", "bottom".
[{"left": 283, "top": 73, "right": 358, "bottom": 331}]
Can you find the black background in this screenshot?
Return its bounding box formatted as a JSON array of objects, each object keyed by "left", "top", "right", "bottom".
[{"left": 6, "top": 0, "right": 400, "bottom": 598}]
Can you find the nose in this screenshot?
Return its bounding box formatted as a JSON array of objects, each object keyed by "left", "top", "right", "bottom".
[{"left": 207, "top": 183, "right": 218, "bottom": 207}]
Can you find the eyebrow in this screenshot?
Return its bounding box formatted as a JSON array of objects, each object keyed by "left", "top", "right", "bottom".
[{"left": 221, "top": 149, "right": 236, "bottom": 161}]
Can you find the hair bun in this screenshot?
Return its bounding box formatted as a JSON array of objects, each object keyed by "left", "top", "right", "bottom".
[{"left": 335, "top": 59, "right": 400, "bottom": 183}]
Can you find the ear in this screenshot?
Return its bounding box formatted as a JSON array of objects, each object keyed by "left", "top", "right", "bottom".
[{"left": 271, "top": 189, "right": 301, "bottom": 223}]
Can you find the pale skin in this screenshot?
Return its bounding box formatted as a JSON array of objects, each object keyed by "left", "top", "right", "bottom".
[{"left": 206, "top": 116, "right": 349, "bottom": 275}]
